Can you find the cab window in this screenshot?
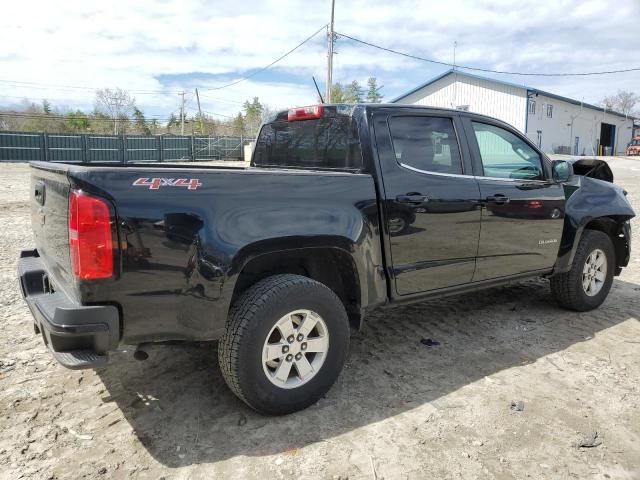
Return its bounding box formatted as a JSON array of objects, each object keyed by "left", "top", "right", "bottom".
[
  {"left": 389, "top": 116, "right": 463, "bottom": 175},
  {"left": 472, "top": 122, "right": 544, "bottom": 180}
]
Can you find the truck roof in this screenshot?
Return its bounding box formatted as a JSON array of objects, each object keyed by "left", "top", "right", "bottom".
[{"left": 269, "top": 103, "right": 517, "bottom": 129}]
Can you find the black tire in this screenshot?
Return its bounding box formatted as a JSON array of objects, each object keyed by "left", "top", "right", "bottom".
[
  {"left": 550, "top": 230, "right": 615, "bottom": 311},
  {"left": 218, "top": 274, "right": 350, "bottom": 415},
  {"left": 388, "top": 215, "right": 409, "bottom": 235}
]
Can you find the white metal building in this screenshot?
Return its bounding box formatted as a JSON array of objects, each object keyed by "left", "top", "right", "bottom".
[{"left": 392, "top": 70, "right": 636, "bottom": 156}]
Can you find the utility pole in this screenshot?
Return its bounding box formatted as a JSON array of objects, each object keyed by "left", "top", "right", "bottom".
[
  {"left": 195, "top": 88, "right": 204, "bottom": 134},
  {"left": 453, "top": 40, "right": 457, "bottom": 70},
  {"left": 179, "top": 91, "right": 186, "bottom": 135},
  {"left": 452, "top": 40, "right": 458, "bottom": 108},
  {"left": 326, "top": 0, "right": 336, "bottom": 102}
]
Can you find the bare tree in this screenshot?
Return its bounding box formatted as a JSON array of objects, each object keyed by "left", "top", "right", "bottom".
[
  {"left": 94, "top": 88, "right": 136, "bottom": 134},
  {"left": 601, "top": 90, "right": 639, "bottom": 117}
]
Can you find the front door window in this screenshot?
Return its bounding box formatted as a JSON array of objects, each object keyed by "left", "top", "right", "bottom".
[{"left": 472, "top": 122, "right": 544, "bottom": 180}]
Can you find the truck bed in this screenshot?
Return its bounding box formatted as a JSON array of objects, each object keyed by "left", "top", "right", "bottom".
[{"left": 26, "top": 161, "right": 384, "bottom": 348}]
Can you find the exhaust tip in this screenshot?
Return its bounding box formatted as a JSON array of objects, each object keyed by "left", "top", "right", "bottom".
[{"left": 133, "top": 349, "right": 149, "bottom": 361}]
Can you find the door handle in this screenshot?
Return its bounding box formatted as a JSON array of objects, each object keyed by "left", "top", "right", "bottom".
[
  {"left": 485, "top": 194, "right": 510, "bottom": 205},
  {"left": 396, "top": 194, "right": 428, "bottom": 204}
]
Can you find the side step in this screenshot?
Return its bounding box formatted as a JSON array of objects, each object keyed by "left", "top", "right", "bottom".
[{"left": 52, "top": 350, "right": 108, "bottom": 370}]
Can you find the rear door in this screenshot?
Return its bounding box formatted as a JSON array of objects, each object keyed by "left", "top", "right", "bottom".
[
  {"left": 372, "top": 109, "right": 482, "bottom": 296},
  {"left": 461, "top": 117, "right": 565, "bottom": 281}
]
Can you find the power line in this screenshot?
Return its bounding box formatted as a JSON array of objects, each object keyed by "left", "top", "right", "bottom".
[
  {"left": 0, "top": 79, "right": 180, "bottom": 95},
  {"left": 336, "top": 31, "right": 640, "bottom": 77},
  {"left": 203, "top": 24, "right": 327, "bottom": 91},
  {"left": 196, "top": 93, "right": 245, "bottom": 105},
  {"left": 0, "top": 94, "right": 97, "bottom": 104},
  {"left": 185, "top": 106, "right": 233, "bottom": 118},
  {"left": 0, "top": 112, "right": 175, "bottom": 122}
]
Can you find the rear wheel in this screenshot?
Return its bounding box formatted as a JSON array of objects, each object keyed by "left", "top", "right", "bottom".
[
  {"left": 550, "top": 230, "right": 615, "bottom": 311},
  {"left": 388, "top": 215, "right": 409, "bottom": 235},
  {"left": 218, "top": 274, "right": 350, "bottom": 415}
]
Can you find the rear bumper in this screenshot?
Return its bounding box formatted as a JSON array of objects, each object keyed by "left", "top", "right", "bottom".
[{"left": 17, "top": 249, "right": 120, "bottom": 369}]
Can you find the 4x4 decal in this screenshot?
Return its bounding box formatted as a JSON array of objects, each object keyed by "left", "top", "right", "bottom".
[{"left": 132, "top": 178, "right": 202, "bottom": 190}]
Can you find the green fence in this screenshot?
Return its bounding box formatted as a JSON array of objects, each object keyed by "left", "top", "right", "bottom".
[{"left": 0, "top": 132, "right": 254, "bottom": 163}]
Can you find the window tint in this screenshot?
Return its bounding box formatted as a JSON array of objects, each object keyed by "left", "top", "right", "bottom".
[
  {"left": 253, "top": 117, "right": 362, "bottom": 169},
  {"left": 472, "top": 122, "right": 544, "bottom": 180},
  {"left": 389, "top": 116, "right": 462, "bottom": 175}
]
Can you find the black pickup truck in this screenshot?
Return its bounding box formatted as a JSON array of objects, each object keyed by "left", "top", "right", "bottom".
[{"left": 18, "top": 104, "right": 634, "bottom": 414}]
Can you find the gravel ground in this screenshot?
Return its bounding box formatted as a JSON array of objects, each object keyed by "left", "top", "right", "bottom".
[{"left": 1, "top": 160, "right": 639, "bottom": 480}]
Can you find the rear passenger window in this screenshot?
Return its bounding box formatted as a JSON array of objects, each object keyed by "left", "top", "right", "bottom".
[{"left": 389, "top": 116, "right": 462, "bottom": 175}]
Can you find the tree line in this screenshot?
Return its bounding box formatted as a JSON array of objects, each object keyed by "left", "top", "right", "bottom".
[
  {"left": 0, "top": 89, "right": 266, "bottom": 137},
  {"left": 0, "top": 77, "right": 385, "bottom": 136}
]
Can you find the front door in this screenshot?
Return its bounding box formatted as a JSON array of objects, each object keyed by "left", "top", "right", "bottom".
[
  {"left": 373, "top": 112, "right": 482, "bottom": 296},
  {"left": 463, "top": 119, "right": 565, "bottom": 280}
]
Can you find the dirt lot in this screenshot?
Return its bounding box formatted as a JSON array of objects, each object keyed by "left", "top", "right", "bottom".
[{"left": 1, "top": 160, "right": 639, "bottom": 480}]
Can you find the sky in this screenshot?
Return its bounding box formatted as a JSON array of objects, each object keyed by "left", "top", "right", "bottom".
[{"left": 0, "top": 0, "right": 638, "bottom": 122}]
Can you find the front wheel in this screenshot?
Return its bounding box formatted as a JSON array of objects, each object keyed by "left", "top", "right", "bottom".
[
  {"left": 218, "top": 274, "right": 350, "bottom": 415},
  {"left": 550, "top": 230, "right": 615, "bottom": 311}
]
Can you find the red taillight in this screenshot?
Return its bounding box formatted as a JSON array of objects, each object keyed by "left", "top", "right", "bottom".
[
  {"left": 69, "top": 191, "right": 113, "bottom": 280},
  {"left": 287, "top": 105, "right": 324, "bottom": 121}
]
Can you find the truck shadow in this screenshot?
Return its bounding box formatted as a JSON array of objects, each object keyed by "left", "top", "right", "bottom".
[{"left": 95, "top": 277, "right": 640, "bottom": 467}]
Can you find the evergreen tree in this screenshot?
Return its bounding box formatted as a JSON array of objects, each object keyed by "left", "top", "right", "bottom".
[
  {"left": 329, "top": 83, "right": 345, "bottom": 103},
  {"left": 232, "top": 113, "right": 245, "bottom": 136},
  {"left": 133, "top": 108, "right": 150, "bottom": 134},
  {"left": 42, "top": 99, "right": 52, "bottom": 115},
  {"left": 166, "top": 113, "right": 178, "bottom": 133},
  {"left": 243, "top": 97, "right": 264, "bottom": 135},
  {"left": 344, "top": 81, "right": 364, "bottom": 103},
  {"left": 366, "top": 77, "right": 384, "bottom": 103}
]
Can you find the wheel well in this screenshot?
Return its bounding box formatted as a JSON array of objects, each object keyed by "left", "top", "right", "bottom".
[
  {"left": 584, "top": 217, "right": 629, "bottom": 269},
  {"left": 231, "top": 248, "right": 362, "bottom": 329}
]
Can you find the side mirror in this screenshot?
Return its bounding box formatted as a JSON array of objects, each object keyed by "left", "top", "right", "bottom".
[{"left": 551, "top": 160, "right": 573, "bottom": 182}]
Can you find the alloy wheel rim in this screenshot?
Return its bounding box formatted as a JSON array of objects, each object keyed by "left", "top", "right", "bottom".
[
  {"left": 582, "top": 248, "right": 607, "bottom": 296},
  {"left": 388, "top": 217, "right": 406, "bottom": 234},
  {"left": 262, "top": 309, "right": 329, "bottom": 389}
]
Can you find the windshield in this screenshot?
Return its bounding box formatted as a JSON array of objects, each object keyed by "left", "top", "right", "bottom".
[{"left": 252, "top": 116, "right": 362, "bottom": 170}]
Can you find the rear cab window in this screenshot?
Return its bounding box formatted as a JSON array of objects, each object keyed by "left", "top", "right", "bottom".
[{"left": 252, "top": 106, "right": 363, "bottom": 170}]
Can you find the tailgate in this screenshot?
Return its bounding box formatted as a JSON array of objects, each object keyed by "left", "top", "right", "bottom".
[{"left": 29, "top": 163, "right": 75, "bottom": 296}]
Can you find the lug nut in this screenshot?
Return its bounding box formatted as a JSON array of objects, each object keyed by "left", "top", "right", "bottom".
[
  {"left": 282, "top": 345, "right": 289, "bottom": 354},
  {"left": 301, "top": 342, "right": 307, "bottom": 351},
  {"left": 295, "top": 353, "right": 302, "bottom": 361},
  {"left": 287, "top": 335, "right": 295, "bottom": 344},
  {"left": 297, "top": 334, "right": 304, "bottom": 342},
  {"left": 286, "top": 354, "right": 293, "bottom": 362}
]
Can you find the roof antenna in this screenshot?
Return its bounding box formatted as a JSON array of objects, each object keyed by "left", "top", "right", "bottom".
[{"left": 313, "top": 76, "right": 325, "bottom": 103}]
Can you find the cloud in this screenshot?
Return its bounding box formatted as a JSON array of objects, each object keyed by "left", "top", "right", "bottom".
[{"left": 0, "top": 0, "right": 638, "bottom": 119}]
